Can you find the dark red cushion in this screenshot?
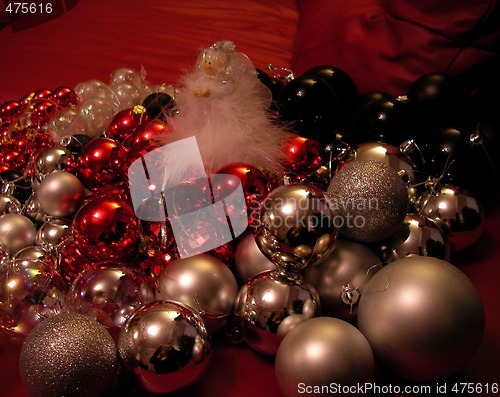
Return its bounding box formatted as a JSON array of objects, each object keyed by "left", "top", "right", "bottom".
[{"left": 291, "top": 0, "right": 500, "bottom": 96}]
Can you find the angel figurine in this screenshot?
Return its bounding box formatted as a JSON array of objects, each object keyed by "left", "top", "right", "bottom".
[{"left": 160, "top": 41, "right": 290, "bottom": 180}]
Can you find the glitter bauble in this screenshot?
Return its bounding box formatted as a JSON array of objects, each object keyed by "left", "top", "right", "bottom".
[
  {"left": 20, "top": 313, "right": 117, "bottom": 397},
  {"left": 327, "top": 160, "right": 409, "bottom": 242}
]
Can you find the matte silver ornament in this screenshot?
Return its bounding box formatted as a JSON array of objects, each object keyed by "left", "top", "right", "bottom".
[
  {"left": 37, "top": 171, "right": 85, "bottom": 217},
  {"left": 156, "top": 254, "right": 238, "bottom": 332},
  {"left": 357, "top": 256, "right": 485, "bottom": 381},
  {"left": 20, "top": 313, "right": 117, "bottom": 397},
  {"left": 305, "top": 239, "right": 381, "bottom": 321},
  {"left": 419, "top": 184, "right": 483, "bottom": 252},
  {"left": 275, "top": 317, "right": 375, "bottom": 397},
  {"left": 234, "top": 269, "right": 320, "bottom": 355},
  {"left": 255, "top": 183, "right": 337, "bottom": 270},
  {"left": 0, "top": 213, "right": 37, "bottom": 256},
  {"left": 234, "top": 229, "right": 277, "bottom": 282},
  {"left": 118, "top": 301, "right": 211, "bottom": 394},
  {"left": 327, "top": 160, "right": 409, "bottom": 242}
]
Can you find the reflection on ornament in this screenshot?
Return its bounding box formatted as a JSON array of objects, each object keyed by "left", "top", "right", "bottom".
[
  {"left": 118, "top": 301, "right": 211, "bottom": 394},
  {"left": 234, "top": 269, "right": 319, "bottom": 355}
]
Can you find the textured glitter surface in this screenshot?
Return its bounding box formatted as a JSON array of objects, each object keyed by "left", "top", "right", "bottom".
[
  {"left": 20, "top": 313, "right": 117, "bottom": 397},
  {"left": 327, "top": 160, "right": 409, "bottom": 242}
]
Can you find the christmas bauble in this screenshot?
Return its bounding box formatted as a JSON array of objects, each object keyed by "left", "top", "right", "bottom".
[
  {"left": 419, "top": 185, "right": 483, "bottom": 251},
  {"left": 77, "top": 137, "right": 127, "bottom": 190},
  {"left": 357, "top": 256, "right": 484, "bottom": 381},
  {"left": 275, "top": 317, "right": 375, "bottom": 397},
  {"left": 118, "top": 301, "right": 211, "bottom": 394},
  {"left": 35, "top": 218, "right": 71, "bottom": 253},
  {"left": 382, "top": 213, "right": 449, "bottom": 261},
  {"left": 305, "top": 239, "right": 380, "bottom": 321},
  {"left": 142, "top": 92, "right": 175, "bottom": 120},
  {"left": 156, "top": 254, "right": 238, "bottom": 332},
  {"left": 107, "top": 107, "right": 149, "bottom": 142},
  {"left": 73, "top": 197, "right": 140, "bottom": 261},
  {"left": 234, "top": 269, "right": 320, "bottom": 355},
  {"left": 255, "top": 183, "right": 337, "bottom": 270},
  {"left": 234, "top": 229, "right": 277, "bottom": 282},
  {"left": 0, "top": 214, "right": 37, "bottom": 255},
  {"left": 327, "top": 160, "right": 409, "bottom": 242},
  {"left": 0, "top": 258, "right": 65, "bottom": 341},
  {"left": 37, "top": 171, "right": 85, "bottom": 218},
  {"left": 20, "top": 313, "right": 117, "bottom": 397}
]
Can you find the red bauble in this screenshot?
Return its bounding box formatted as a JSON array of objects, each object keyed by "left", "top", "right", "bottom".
[
  {"left": 91, "top": 182, "right": 132, "bottom": 205},
  {"left": 108, "top": 108, "right": 149, "bottom": 142},
  {"left": 77, "top": 137, "right": 128, "bottom": 189},
  {"left": 73, "top": 196, "right": 140, "bottom": 261},
  {"left": 124, "top": 119, "right": 171, "bottom": 149},
  {"left": 137, "top": 247, "right": 178, "bottom": 278},
  {"left": 30, "top": 100, "right": 57, "bottom": 126},
  {"left": 33, "top": 89, "right": 52, "bottom": 100},
  {"left": 51, "top": 86, "right": 79, "bottom": 107},
  {"left": 284, "top": 136, "right": 323, "bottom": 179},
  {"left": 214, "top": 163, "right": 270, "bottom": 228},
  {"left": 0, "top": 101, "right": 23, "bottom": 122},
  {"left": 58, "top": 237, "right": 93, "bottom": 286}
]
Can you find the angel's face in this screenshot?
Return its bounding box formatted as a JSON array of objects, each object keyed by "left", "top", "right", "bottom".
[{"left": 202, "top": 51, "right": 229, "bottom": 77}]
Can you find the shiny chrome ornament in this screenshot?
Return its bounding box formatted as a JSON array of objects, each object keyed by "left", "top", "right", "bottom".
[
  {"left": 0, "top": 194, "right": 22, "bottom": 215},
  {"left": 255, "top": 184, "right": 337, "bottom": 270},
  {"left": 118, "top": 301, "right": 211, "bottom": 394},
  {"left": 35, "top": 218, "right": 72, "bottom": 253},
  {"left": 34, "top": 147, "right": 74, "bottom": 181},
  {"left": 418, "top": 184, "right": 484, "bottom": 252},
  {"left": 234, "top": 269, "right": 320, "bottom": 355},
  {"left": 382, "top": 213, "right": 449, "bottom": 261}
]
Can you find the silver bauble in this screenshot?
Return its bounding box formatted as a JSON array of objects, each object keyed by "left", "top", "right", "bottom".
[
  {"left": 37, "top": 171, "right": 85, "bottom": 217},
  {"left": 255, "top": 183, "right": 337, "bottom": 270},
  {"left": 234, "top": 269, "right": 320, "bottom": 355},
  {"left": 305, "top": 240, "right": 380, "bottom": 321},
  {"left": 156, "top": 254, "right": 238, "bottom": 332},
  {"left": 275, "top": 317, "right": 375, "bottom": 397},
  {"left": 327, "top": 160, "right": 409, "bottom": 242},
  {"left": 0, "top": 193, "right": 21, "bottom": 215},
  {"left": 0, "top": 213, "right": 37, "bottom": 255},
  {"left": 382, "top": 213, "right": 449, "bottom": 261},
  {"left": 67, "top": 266, "right": 154, "bottom": 333},
  {"left": 20, "top": 313, "right": 117, "bottom": 397},
  {"left": 419, "top": 185, "right": 483, "bottom": 252},
  {"left": 35, "top": 218, "right": 72, "bottom": 252},
  {"left": 234, "top": 229, "right": 277, "bottom": 282},
  {"left": 357, "top": 256, "right": 485, "bottom": 381},
  {"left": 118, "top": 301, "right": 211, "bottom": 394},
  {"left": 35, "top": 147, "right": 74, "bottom": 181},
  {"left": 13, "top": 246, "right": 51, "bottom": 263},
  {"left": 0, "top": 258, "right": 65, "bottom": 340},
  {"left": 24, "top": 193, "right": 49, "bottom": 223}
]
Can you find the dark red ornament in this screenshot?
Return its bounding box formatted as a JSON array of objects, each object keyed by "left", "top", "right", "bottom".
[
  {"left": 30, "top": 100, "right": 57, "bottom": 126},
  {"left": 58, "top": 237, "right": 93, "bottom": 286},
  {"left": 108, "top": 107, "right": 150, "bottom": 142},
  {"left": 284, "top": 136, "right": 323, "bottom": 179},
  {"left": 51, "top": 87, "right": 79, "bottom": 107},
  {"left": 33, "top": 89, "right": 52, "bottom": 101},
  {"left": 124, "top": 119, "right": 171, "bottom": 149},
  {"left": 77, "top": 137, "right": 128, "bottom": 189},
  {"left": 73, "top": 196, "right": 140, "bottom": 261},
  {"left": 0, "top": 101, "right": 23, "bottom": 122},
  {"left": 91, "top": 182, "right": 132, "bottom": 205}
]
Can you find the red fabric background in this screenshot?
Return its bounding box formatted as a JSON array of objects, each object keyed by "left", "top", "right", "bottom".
[
  {"left": 1, "top": 0, "right": 500, "bottom": 396},
  {"left": 291, "top": 0, "right": 500, "bottom": 97}
]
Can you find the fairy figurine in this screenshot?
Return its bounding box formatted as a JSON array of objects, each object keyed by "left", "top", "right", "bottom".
[{"left": 161, "top": 41, "right": 290, "bottom": 177}]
